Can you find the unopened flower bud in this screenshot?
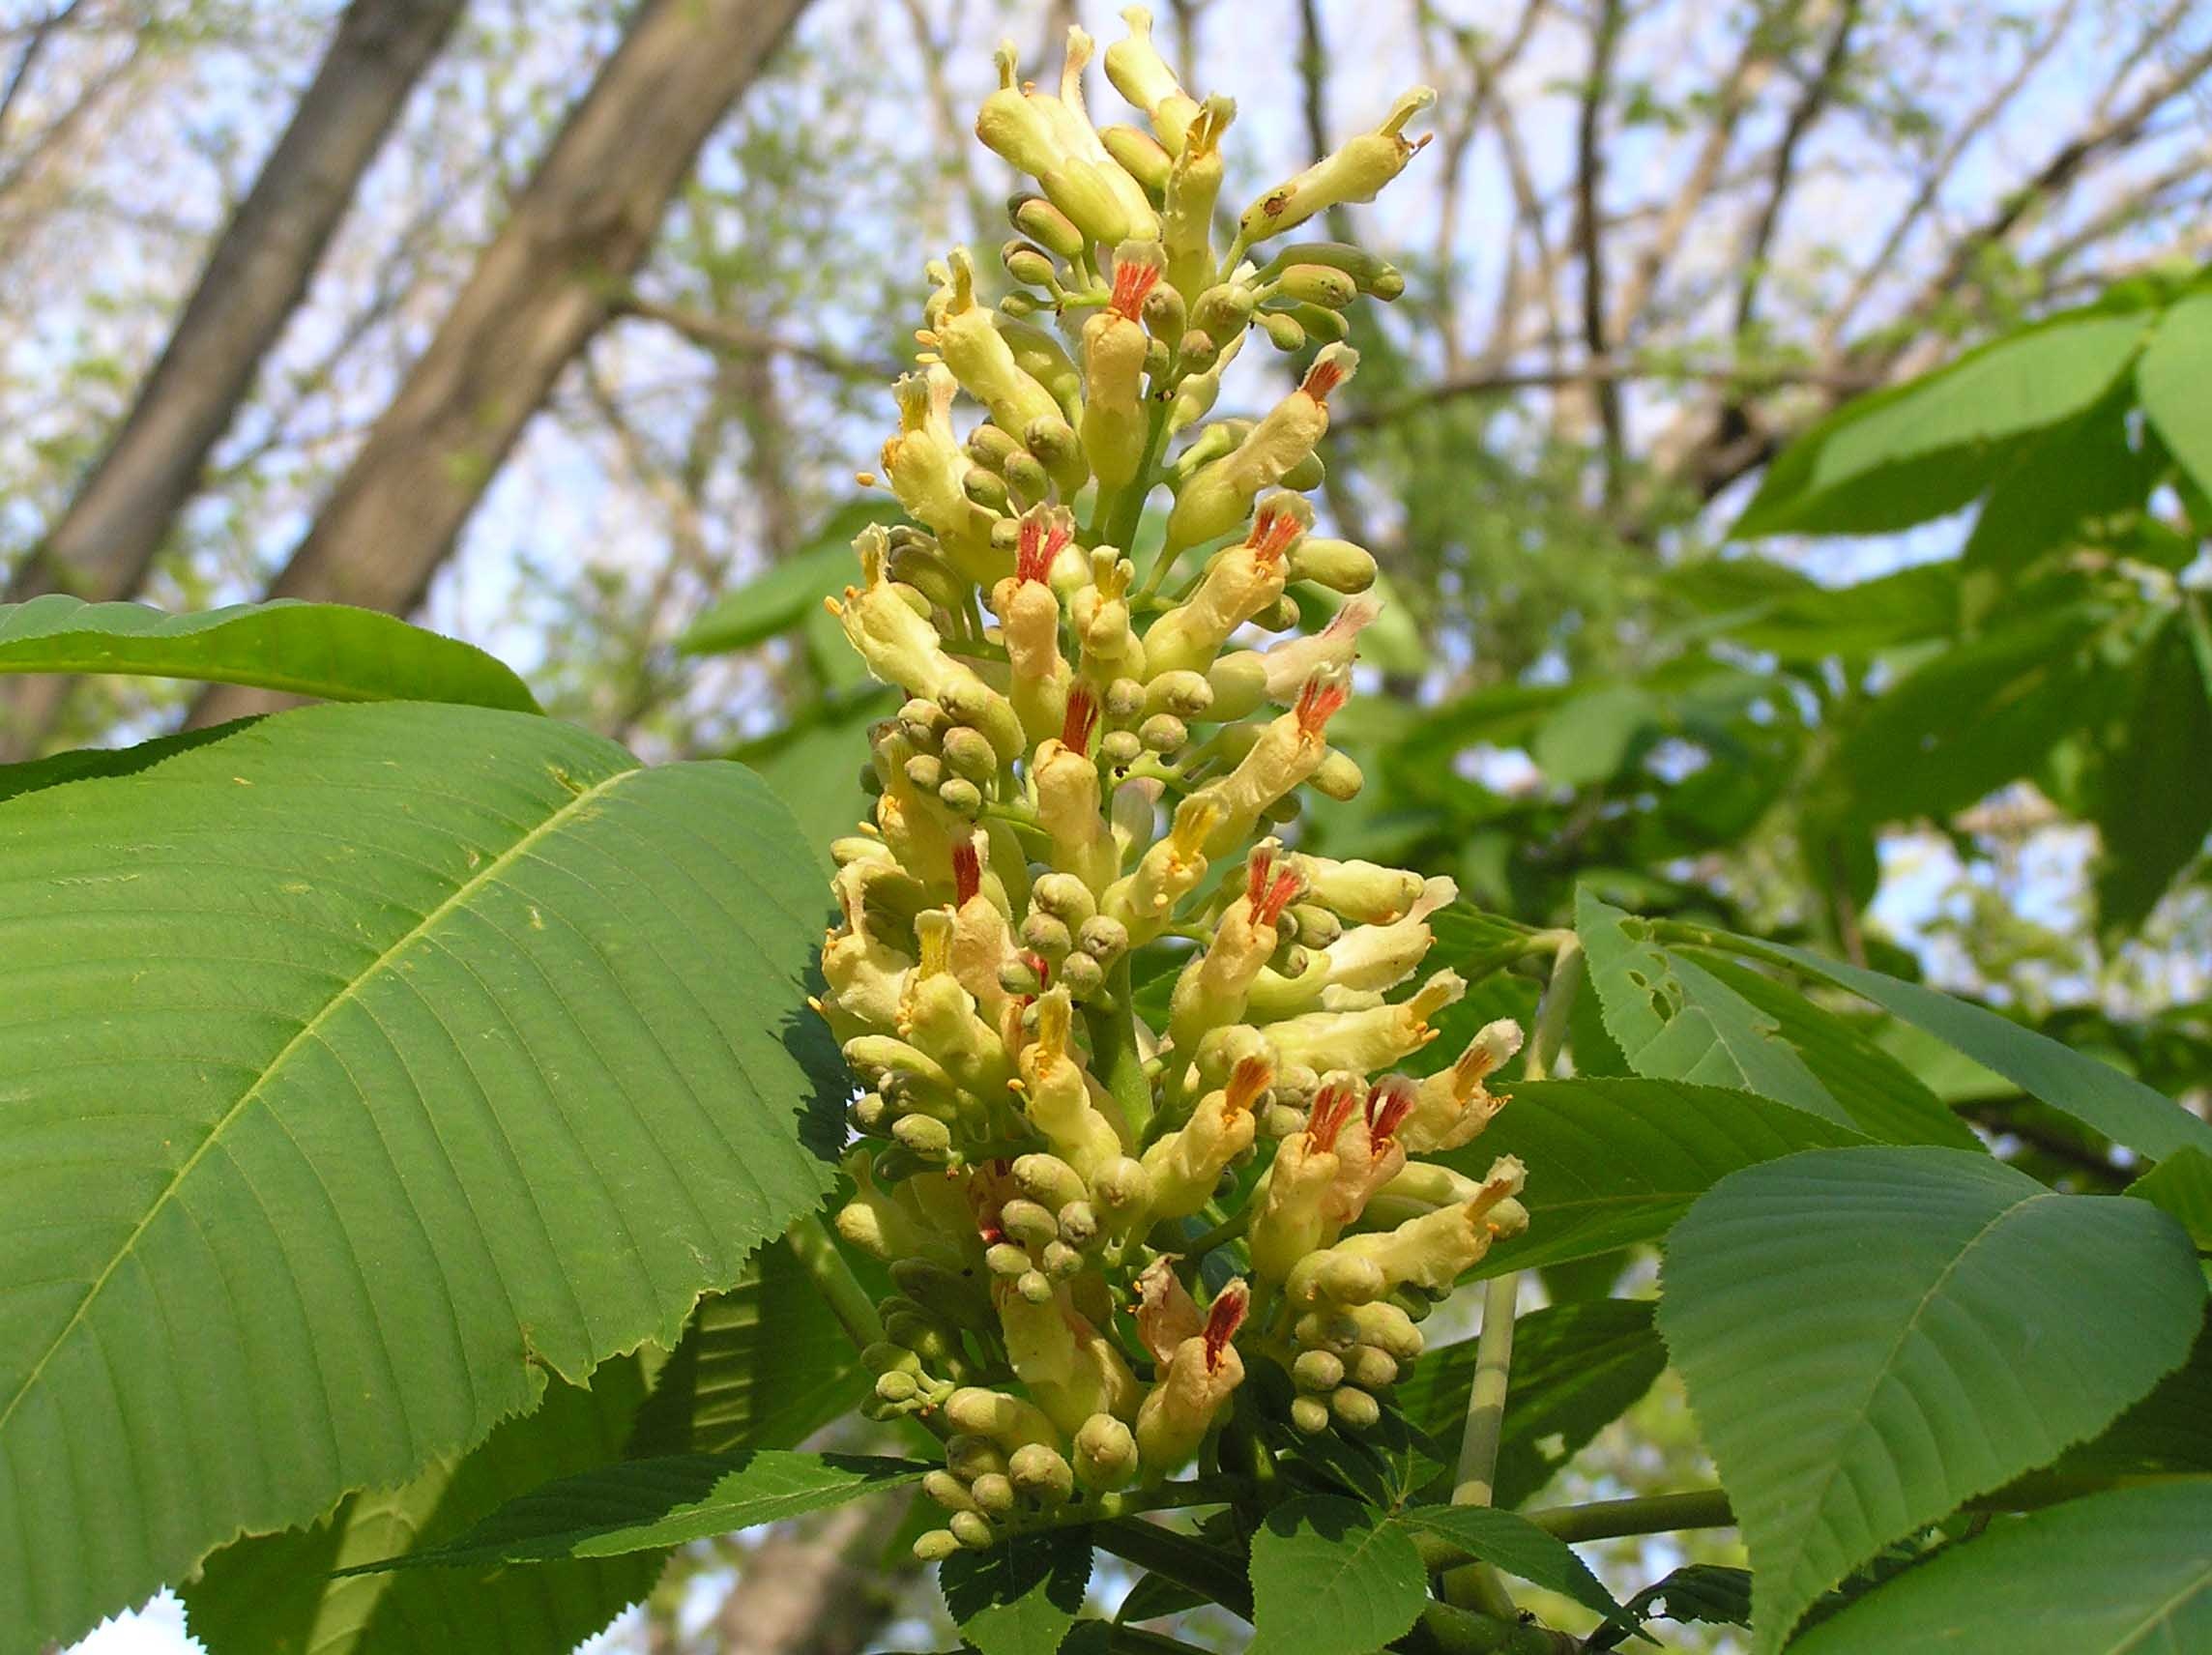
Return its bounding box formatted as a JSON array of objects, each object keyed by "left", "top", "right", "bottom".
[
  {"left": 1058, "top": 1199, "right": 1100, "bottom": 1246},
  {"left": 1041, "top": 1239, "right": 1084, "bottom": 1278},
  {"left": 904, "top": 753, "right": 945, "bottom": 795},
  {"left": 940, "top": 724, "right": 999, "bottom": 783},
  {"left": 950, "top": 1510, "right": 996, "bottom": 1549},
  {"left": 877, "top": 1370, "right": 920, "bottom": 1405},
  {"left": 1143, "top": 280, "right": 1187, "bottom": 341},
  {"left": 1091, "top": 1155, "right": 1150, "bottom": 1214},
  {"left": 939, "top": 776, "right": 984, "bottom": 816},
  {"left": 915, "top": 1528, "right": 963, "bottom": 1563},
  {"left": 1021, "top": 910, "right": 1073, "bottom": 957},
  {"left": 970, "top": 1471, "right": 1018, "bottom": 1514},
  {"left": 1075, "top": 915, "right": 1129, "bottom": 962},
  {"left": 946, "top": 1385, "right": 1062, "bottom": 1450},
  {"left": 1291, "top": 1396, "right": 1331, "bottom": 1435},
  {"left": 1003, "top": 448, "right": 1050, "bottom": 504},
  {"left": 1294, "top": 1350, "right": 1345, "bottom": 1392},
  {"left": 1178, "top": 328, "right": 1219, "bottom": 372},
  {"left": 1057, "top": 949, "right": 1106, "bottom": 998},
  {"left": 1259, "top": 310, "right": 1305, "bottom": 352},
  {"left": 1190, "top": 283, "right": 1252, "bottom": 337},
  {"left": 1102, "top": 123, "right": 1173, "bottom": 191},
  {"left": 1000, "top": 1198, "right": 1060, "bottom": 1248},
  {"left": 862, "top": 1341, "right": 922, "bottom": 1377},
  {"left": 1140, "top": 712, "right": 1187, "bottom": 752},
  {"left": 1008, "top": 1441, "right": 1078, "bottom": 1504},
  {"left": 924, "top": 1469, "right": 978, "bottom": 1511},
  {"left": 1004, "top": 242, "right": 1061, "bottom": 290},
  {"left": 1311, "top": 748, "right": 1363, "bottom": 800},
  {"left": 1100, "top": 729, "right": 1144, "bottom": 767},
  {"left": 1017, "top": 1268, "right": 1055, "bottom": 1303},
  {"left": 1289, "top": 536, "right": 1377, "bottom": 593},
  {"left": 1073, "top": 1412, "right": 1140, "bottom": 1490},
  {"left": 1330, "top": 1385, "right": 1381, "bottom": 1429},
  {"left": 893, "top": 1114, "right": 953, "bottom": 1158},
  {"left": 1013, "top": 195, "right": 1086, "bottom": 259},
  {"left": 1032, "top": 871, "right": 1099, "bottom": 924},
  {"left": 1238, "top": 87, "right": 1436, "bottom": 244},
  {"left": 946, "top": 1435, "right": 1008, "bottom": 1482},
  {"left": 1348, "top": 1345, "right": 1399, "bottom": 1390},
  {"left": 964, "top": 465, "right": 1012, "bottom": 512},
  {"left": 1281, "top": 450, "right": 1326, "bottom": 492},
  {"left": 900, "top": 697, "right": 948, "bottom": 743},
  {"left": 986, "top": 1241, "right": 1034, "bottom": 1277},
  {"left": 1014, "top": 1152, "right": 1088, "bottom": 1210},
  {"left": 1276, "top": 263, "right": 1358, "bottom": 307}
]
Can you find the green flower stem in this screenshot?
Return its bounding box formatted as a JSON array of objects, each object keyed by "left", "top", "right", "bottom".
[
  {"left": 1526, "top": 1487, "right": 1735, "bottom": 1543},
  {"left": 1174, "top": 1203, "right": 1253, "bottom": 1259},
  {"left": 1523, "top": 934, "right": 1583, "bottom": 1084},
  {"left": 1107, "top": 402, "right": 1175, "bottom": 557},
  {"left": 1441, "top": 1271, "right": 1523, "bottom": 1620},
  {"left": 783, "top": 1212, "right": 883, "bottom": 1354},
  {"left": 1088, "top": 954, "right": 1156, "bottom": 1143},
  {"left": 1095, "top": 1513, "right": 1254, "bottom": 1619}
]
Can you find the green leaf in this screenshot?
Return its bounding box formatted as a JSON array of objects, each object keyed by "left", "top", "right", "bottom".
[
  {"left": 1659, "top": 1146, "right": 2206, "bottom": 1653},
  {"left": 0, "top": 702, "right": 844, "bottom": 1651},
  {"left": 0, "top": 595, "right": 538, "bottom": 711},
  {"left": 2138, "top": 291, "right": 2212, "bottom": 498},
  {"left": 678, "top": 499, "right": 902, "bottom": 654},
  {"left": 1395, "top": 1298, "right": 1665, "bottom": 1507},
  {"left": 2092, "top": 612, "right": 2212, "bottom": 930},
  {"left": 1831, "top": 605, "right": 2114, "bottom": 826},
  {"left": 2129, "top": 1147, "right": 2212, "bottom": 1249},
  {"left": 1716, "top": 932, "right": 2212, "bottom": 1162},
  {"left": 181, "top": 1360, "right": 658, "bottom": 1655},
  {"left": 1393, "top": 1504, "right": 1618, "bottom": 1616},
  {"left": 1670, "top": 559, "right": 1958, "bottom": 663},
  {"left": 1676, "top": 950, "right": 1980, "bottom": 1149},
  {"left": 1734, "top": 312, "right": 2149, "bottom": 536},
  {"left": 1598, "top": 1563, "right": 1750, "bottom": 1646},
  {"left": 1248, "top": 1496, "right": 1426, "bottom": 1655},
  {"left": 1442, "top": 1077, "right": 1865, "bottom": 1277},
  {"left": 356, "top": 1450, "right": 925, "bottom": 1570},
  {"left": 1532, "top": 683, "right": 1660, "bottom": 787},
  {"left": 2022, "top": 1304, "right": 2212, "bottom": 1486},
  {"left": 1577, "top": 890, "right": 1856, "bottom": 1129},
  {"left": 627, "top": 1236, "right": 874, "bottom": 1456},
  {"left": 1787, "top": 1483, "right": 2212, "bottom": 1655},
  {"left": 1960, "top": 394, "right": 2161, "bottom": 577},
  {"left": 940, "top": 1526, "right": 1094, "bottom": 1655}
]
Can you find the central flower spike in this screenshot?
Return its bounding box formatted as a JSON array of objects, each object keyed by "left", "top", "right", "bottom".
[{"left": 804, "top": 9, "right": 1533, "bottom": 1559}]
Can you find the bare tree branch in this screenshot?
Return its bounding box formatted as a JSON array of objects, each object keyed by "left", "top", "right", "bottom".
[
  {"left": 1574, "top": 0, "right": 1626, "bottom": 505},
  {"left": 1732, "top": 0, "right": 1861, "bottom": 338},
  {"left": 186, "top": 0, "right": 816, "bottom": 731},
  {"left": 610, "top": 294, "right": 897, "bottom": 382}
]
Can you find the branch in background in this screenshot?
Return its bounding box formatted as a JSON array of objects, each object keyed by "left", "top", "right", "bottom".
[
  {"left": 611, "top": 294, "right": 898, "bottom": 383},
  {"left": 185, "top": 0, "right": 816, "bottom": 731},
  {"left": 1573, "top": 0, "right": 1625, "bottom": 507},
  {"left": 0, "top": 0, "right": 469, "bottom": 760},
  {"left": 1330, "top": 352, "right": 1875, "bottom": 430},
  {"left": 1732, "top": 0, "right": 1862, "bottom": 338}
]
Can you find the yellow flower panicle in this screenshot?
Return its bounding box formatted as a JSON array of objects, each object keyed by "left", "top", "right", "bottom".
[{"left": 813, "top": 14, "right": 1531, "bottom": 1557}]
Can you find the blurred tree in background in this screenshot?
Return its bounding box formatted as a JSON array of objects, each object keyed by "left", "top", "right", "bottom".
[{"left": 2, "top": 1, "right": 2207, "bottom": 1648}]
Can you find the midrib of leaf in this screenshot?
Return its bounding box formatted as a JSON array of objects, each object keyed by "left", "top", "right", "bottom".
[
  {"left": 2112, "top": 1564, "right": 2212, "bottom": 1654},
  {"left": 1764, "top": 1187, "right": 2061, "bottom": 1630},
  {"left": 0, "top": 763, "right": 639, "bottom": 1440}
]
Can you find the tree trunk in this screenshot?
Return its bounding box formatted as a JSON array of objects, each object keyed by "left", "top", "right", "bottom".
[
  {"left": 0, "top": 0, "right": 468, "bottom": 757},
  {"left": 710, "top": 1494, "right": 917, "bottom": 1655},
  {"left": 186, "top": 0, "right": 813, "bottom": 731}
]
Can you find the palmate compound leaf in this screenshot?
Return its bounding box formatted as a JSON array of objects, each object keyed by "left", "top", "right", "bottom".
[
  {"left": 1438, "top": 1077, "right": 1867, "bottom": 1279},
  {"left": 1658, "top": 1147, "right": 2206, "bottom": 1654},
  {"left": 0, "top": 702, "right": 845, "bottom": 1653},
  {"left": 1787, "top": 1483, "right": 2212, "bottom": 1655},
  {"left": 180, "top": 1358, "right": 659, "bottom": 1654},
  {"left": 1246, "top": 1495, "right": 1428, "bottom": 1655},
  {"left": 348, "top": 1450, "right": 928, "bottom": 1570},
  {"left": 0, "top": 594, "right": 540, "bottom": 711}
]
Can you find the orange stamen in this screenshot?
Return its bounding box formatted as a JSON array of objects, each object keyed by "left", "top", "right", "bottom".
[
  {"left": 1016, "top": 511, "right": 1071, "bottom": 585},
  {"left": 1061, "top": 682, "right": 1100, "bottom": 755},
  {"left": 1223, "top": 1056, "right": 1273, "bottom": 1118},
  {"left": 1110, "top": 256, "right": 1161, "bottom": 321},
  {"left": 1245, "top": 506, "right": 1302, "bottom": 566},
  {"left": 1306, "top": 1079, "right": 1360, "bottom": 1151},
  {"left": 1202, "top": 1281, "right": 1249, "bottom": 1372},
  {"left": 1294, "top": 675, "right": 1352, "bottom": 739},
  {"left": 1366, "top": 1075, "right": 1417, "bottom": 1145},
  {"left": 1301, "top": 355, "right": 1348, "bottom": 401}
]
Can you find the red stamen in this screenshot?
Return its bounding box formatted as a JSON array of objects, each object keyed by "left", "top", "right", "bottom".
[
  {"left": 1110, "top": 257, "right": 1161, "bottom": 321},
  {"left": 1022, "top": 948, "right": 1052, "bottom": 988},
  {"left": 953, "top": 838, "right": 982, "bottom": 907},
  {"left": 1242, "top": 847, "right": 1275, "bottom": 909},
  {"left": 1256, "top": 867, "right": 1303, "bottom": 929},
  {"left": 1061, "top": 682, "right": 1100, "bottom": 755},
  {"left": 1294, "top": 675, "right": 1352, "bottom": 739},
  {"left": 1245, "top": 506, "right": 1301, "bottom": 566},
  {"left": 1306, "top": 1079, "right": 1359, "bottom": 1151},
  {"left": 1301, "top": 354, "right": 1347, "bottom": 401},
  {"left": 1224, "top": 1056, "right": 1273, "bottom": 1118},
  {"left": 1202, "top": 1282, "right": 1249, "bottom": 1371},
  {"left": 1366, "top": 1075, "right": 1417, "bottom": 1145},
  {"left": 1016, "top": 512, "right": 1071, "bottom": 585}
]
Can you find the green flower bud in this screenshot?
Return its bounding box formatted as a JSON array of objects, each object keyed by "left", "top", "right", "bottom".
[
  {"left": 924, "top": 1468, "right": 978, "bottom": 1511},
  {"left": 1102, "top": 123, "right": 1173, "bottom": 191},
  {"left": 1281, "top": 300, "right": 1349, "bottom": 343},
  {"left": 1330, "top": 1385, "right": 1381, "bottom": 1429},
  {"left": 1290, "top": 1396, "right": 1331, "bottom": 1435},
  {"left": 1003, "top": 448, "right": 1050, "bottom": 506},
  {"left": 1142, "top": 280, "right": 1186, "bottom": 342},
  {"left": 1058, "top": 1199, "right": 1100, "bottom": 1246},
  {"left": 1058, "top": 950, "right": 1106, "bottom": 999},
  {"left": 862, "top": 1341, "right": 922, "bottom": 1377},
  {"left": 1178, "top": 328, "right": 1219, "bottom": 372},
  {"left": 1013, "top": 195, "right": 1087, "bottom": 259},
  {"left": 1190, "top": 283, "right": 1252, "bottom": 338},
  {"left": 915, "top": 1528, "right": 964, "bottom": 1563},
  {"left": 1016, "top": 1268, "right": 1056, "bottom": 1303},
  {"left": 900, "top": 696, "right": 949, "bottom": 742},
  {"left": 1031, "top": 871, "right": 1099, "bottom": 923},
  {"left": 1009, "top": 1441, "right": 1078, "bottom": 1505},
  {"left": 904, "top": 752, "right": 945, "bottom": 793},
  {"left": 1294, "top": 1350, "right": 1345, "bottom": 1392},
  {"left": 849, "top": 1092, "right": 888, "bottom": 1134},
  {"left": 1100, "top": 729, "right": 1144, "bottom": 768},
  {"left": 946, "top": 1434, "right": 1008, "bottom": 1481},
  {"left": 1004, "top": 242, "right": 1061, "bottom": 290},
  {"left": 893, "top": 1114, "right": 953, "bottom": 1158},
  {"left": 1205, "top": 652, "right": 1269, "bottom": 721},
  {"left": 970, "top": 1471, "right": 1018, "bottom": 1515},
  {"left": 1091, "top": 1155, "right": 1151, "bottom": 1214},
  {"left": 1275, "top": 263, "right": 1358, "bottom": 307},
  {"left": 940, "top": 724, "right": 999, "bottom": 783},
  {"left": 1000, "top": 955, "right": 1044, "bottom": 997},
  {"left": 1312, "top": 749, "right": 1363, "bottom": 800},
  {"left": 1105, "top": 676, "right": 1148, "bottom": 720},
  {"left": 1348, "top": 1345, "right": 1399, "bottom": 1390},
  {"left": 1073, "top": 1411, "right": 1140, "bottom": 1490},
  {"left": 1255, "top": 240, "right": 1404, "bottom": 300},
  {"left": 876, "top": 1370, "right": 920, "bottom": 1405},
  {"left": 938, "top": 776, "right": 984, "bottom": 817},
  {"left": 1145, "top": 669, "right": 1213, "bottom": 717},
  {"left": 1259, "top": 310, "right": 1305, "bottom": 352},
  {"left": 1280, "top": 450, "right": 1326, "bottom": 492},
  {"left": 1000, "top": 1198, "right": 1059, "bottom": 1248},
  {"left": 1076, "top": 915, "right": 1129, "bottom": 961},
  {"left": 1020, "top": 910, "right": 1073, "bottom": 958},
  {"left": 1289, "top": 536, "right": 1377, "bottom": 593},
  {"left": 1041, "top": 1238, "right": 1084, "bottom": 1278},
  {"left": 950, "top": 1510, "right": 997, "bottom": 1549},
  {"left": 1140, "top": 712, "right": 1187, "bottom": 753},
  {"left": 1025, "top": 413, "right": 1089, "bottom": 496}
]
